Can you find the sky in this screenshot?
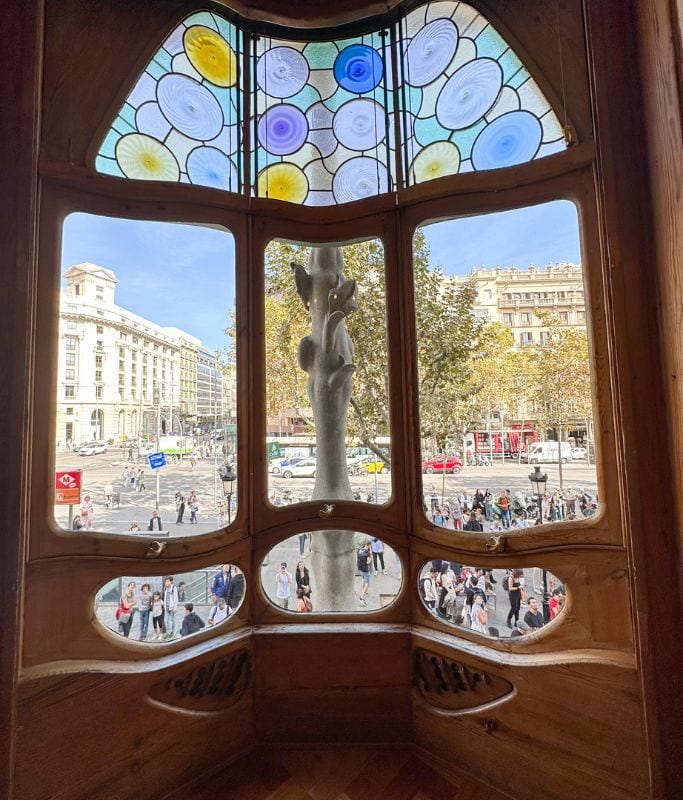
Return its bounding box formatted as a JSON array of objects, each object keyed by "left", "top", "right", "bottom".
[
  {"left": 420, "top": 200, "right": 581, "bottom": 276},
  {"left": 61, "top": 213, "right": 235, "bottom": 351},
  {"left": 61, "top": 200, "right": 580, "bottom": 348}
]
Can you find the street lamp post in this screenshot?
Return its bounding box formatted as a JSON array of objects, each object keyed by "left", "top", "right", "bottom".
[
  {"left": 154, "top": 384, "right": 161, "bottom": 511},
  {"left": 529, "top": 465, "right": 551, "bottom": 623},
  {"left": 220, "top": 464, "right": 236, "bottom": 525}
]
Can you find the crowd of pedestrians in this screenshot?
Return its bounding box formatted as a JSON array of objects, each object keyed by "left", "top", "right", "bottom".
[
  {"left": 271, "top": 537, "right": 394, "bottom": 611},
  {"left": 109, "top": 564, "right": 245, "bottom": 641},
  {"left": 420, "top": 561, "right": 566, "bottom": 638},
  {"left": 425, "top": 485, "right": 594, "bottom": 531}
]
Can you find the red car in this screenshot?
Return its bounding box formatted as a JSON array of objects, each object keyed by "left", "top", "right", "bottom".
[{"left": 421, "top": 456, "right": 463, "bottom": 474}]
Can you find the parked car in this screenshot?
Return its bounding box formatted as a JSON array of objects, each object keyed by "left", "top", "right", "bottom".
[
  {"left": 269, "top": 457, "right": 304, "bottom": 474},
  {"left": 281, "top": 458, "right": 317, "bottom": 478},
  {"left": 571, "top": 447, "right": 588, "bottom": 460},
  {"left": 78, "top": 441, "right": 107, "bottom": 456},
  {"left": 421, "top": 456, "right": 463, "bottom": 474},
  {"left": 347, "top": 455, "right": 385, "bottom": 475}
]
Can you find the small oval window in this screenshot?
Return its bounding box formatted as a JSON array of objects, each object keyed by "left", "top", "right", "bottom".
[
  {"left": 418, "top": 559, "right": 565, "bottom": 638},
  {"left": 95, "top": 564, "right": 245, "bottom": 642},
  {"left": 261, "top": 531, "right": 402, "bottom": 613}
]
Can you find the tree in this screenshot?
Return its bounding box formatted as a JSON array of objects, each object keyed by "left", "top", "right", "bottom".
[
  {"left": 261, "top": 233, "right": 483, "bottom": 464},
  {"left": 528, "top": 313, "right": 593, "bottom": 438}
]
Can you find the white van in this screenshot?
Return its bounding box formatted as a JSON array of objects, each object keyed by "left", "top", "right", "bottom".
[{"left": 521, "top": 441, "right": 572, "bottom": 464}]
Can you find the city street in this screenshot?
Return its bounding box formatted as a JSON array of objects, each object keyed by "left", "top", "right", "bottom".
[
  {"left": 261, "top": 533, "right": 403, "bottom": 613},
  {"left": 54, "top": 446, "right": 235, "bottom": 535},
  {"left": 54, "top": 448, "right": 598, "bottom": 536}
]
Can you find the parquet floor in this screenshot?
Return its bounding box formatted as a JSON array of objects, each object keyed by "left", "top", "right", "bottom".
[{"left": 172, "top": 747, "right": 510, "bottom": 800}]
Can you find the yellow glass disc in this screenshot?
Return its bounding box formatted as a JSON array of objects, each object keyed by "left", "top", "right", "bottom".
[
  {"left": 115, "top": 134, "right": 180, "bottom": 181},
  {"left": 257, "top": 163, "right": 308, "bottom": 204},
  {"left": 411, "top": 141, "right": 461, "bottom": 183},
  {"left": 184, "top": 25, "right": 236, "bottom": 88}
]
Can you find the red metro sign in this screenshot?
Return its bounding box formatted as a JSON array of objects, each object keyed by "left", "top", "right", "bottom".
[{"left": 55, "top": 470, "right": 82, "bottom": 505}]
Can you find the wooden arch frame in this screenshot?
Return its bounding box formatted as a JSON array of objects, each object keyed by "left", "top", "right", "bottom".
[{"left": 7, "top": 1, "right": 683, "bottom": 799}]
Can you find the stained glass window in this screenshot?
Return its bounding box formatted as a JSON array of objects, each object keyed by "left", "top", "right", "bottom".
[
  {"left": 95, "top": 11, "right": 243, "bottom": 192},
  {"left": 93, "top": 4, "right": 569, "bottom": 199},
  {"left": 252, "top": 31, "right": 394, "bottom": 206},
  {"left": 398, "top": 1, "right": 567, "bottom": 185}
]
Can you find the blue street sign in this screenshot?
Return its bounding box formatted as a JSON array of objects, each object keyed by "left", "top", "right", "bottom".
[{"left": 147, "top": 452, "right": 167, "bottom": 470}]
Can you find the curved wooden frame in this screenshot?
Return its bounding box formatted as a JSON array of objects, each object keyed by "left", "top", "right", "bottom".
[{"left": 6, "top": 1, "right": 674, "bottom": 799}]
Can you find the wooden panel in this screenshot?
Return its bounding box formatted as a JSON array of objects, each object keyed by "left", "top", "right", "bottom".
[
  {"left": 411, "top": 636, "right": 646, "bottom": 800},
  {"left": 15, "top": 641, "right": 255, "bottom": 800},
  {"left": 253, "top": 630, "right": 411, "bottom": 745},
  {"left": 632, "top": 1, "right": 683, "bottom": 796}
]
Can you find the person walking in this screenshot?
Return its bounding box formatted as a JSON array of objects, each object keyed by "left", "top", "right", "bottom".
[
  {"left": 421, "top": 567, "right": 439, "bottom": 611},
  {"left": 226, "top": 566, "right": 245, "bottom": 612},
  {"left": 151, "top": 591, "right": 164, "bottom": 640},
  {"left": 163, "top": 576, "right": 179, "bottom": 639},
  {"left": 371, "top": 538, "right": 386, "bottom": 574},
  {"left": 137, "top": 470, "right": 146, "bottom": 492},
  {"left": 357, "top": 540, "right": 372, "bottom": 605},
  {"left": 175, "top": 492, "right": 185, "bottom": 524},
  {"left": 505, "top": 568, "right": 525, "bottom": 628},
  {"left": 137, "top": 583, "right": 152, "bottom": 641},
  {"left": 498, "top": 490, "right": 511, "bottom": 529},
  {"left": 80, "top": 495, "right": 94, "bottom": 530},
  {"left": 275, "top": 562, "right": 292, "bottom": 610},
  {"left": 117, "top": 581, "right": 138, "bottom": 638},
  {"left": 210, "top": 564, "right": 232, "bottom": 603}
]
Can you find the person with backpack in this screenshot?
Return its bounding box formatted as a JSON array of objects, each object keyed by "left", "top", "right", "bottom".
[
  {"left": 180, "top": 603, "right": 205, "bottom": 637},
  {"left": 208, "top": 598, "right": 229, "bottom": 626},
  {"left": 420, "top": 567, "right": 439, "bottom": 611},
  {"left": 357, "top": 540, "right": 372, "bottom": 605}
]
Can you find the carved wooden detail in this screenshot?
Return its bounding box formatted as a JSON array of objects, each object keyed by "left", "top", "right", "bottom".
[
  {"left": 413, "top": 649, "right": 513, "bottom": 711},
  {"left": 148, "top": 649, "right": 251, "bottom": 712}
]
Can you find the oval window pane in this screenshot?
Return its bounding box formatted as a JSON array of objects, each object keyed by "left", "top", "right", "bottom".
[
  {"left": 54, "top": 214, "right": 237, "bottom": 535},
  {"left": 261, "top": 531, "right": 402, "bottom": 612},
  {"left": 95, "top": 564, "right": 245, "bottom": 642},
  {"left": 414, "top": 201, "right": 598, "bottom": 533},
  {"left": 418, "top": 560, "right": 564, "bottom": 638}
]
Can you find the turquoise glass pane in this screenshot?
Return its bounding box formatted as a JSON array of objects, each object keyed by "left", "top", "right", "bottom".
[
  {"left": 499, "top": 49, "right": 524, "bottom": 83},
  {"left": 449, "top": 119, "right": 486, "bottom": 159},
  {"left": 303, "top": 42, "right": 338, "bottom": 70},
  {"left": 474, "top": 26, "right": 507, "bottom": 60},
  {"left": 400, "top": 1, "right": 567, "bottom": 187},
  {"left": 95, "top": 11, "right": 243, "bottom": 190}
]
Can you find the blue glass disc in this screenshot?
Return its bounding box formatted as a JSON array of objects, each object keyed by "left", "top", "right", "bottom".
[
  {"left": 471, "top": 110, "right": 542, "bottom": 171},
  {"left": 333, "top": 44, "right": 383, "bottom": 94}
]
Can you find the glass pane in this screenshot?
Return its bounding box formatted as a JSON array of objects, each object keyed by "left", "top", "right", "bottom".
[
  {"left": 95, "top": 11, "right": 243, "bottom": 192},
  {"left": 418, "top": 560, "right": 565, "bottom": 638},
  {"left": 54, "top": 214, "right": 237, "bottom": 535},
  {"left": 399, "top": 1, "right": 567, "bottom": 186},
  {"left": 414, "top": 201, "right": 598, "bottom": 531},
  {"left": 253, "top": 31, "right": 394, "bottom": 205},
  {"left": 261, "top": 532, "right": 402, "bottom": 612},
  {"left": 264, "top": 239, "right": 391, "bottom": 506},
  {"left": 95, "top": 564, "right": 245, "bottom": 642}
]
